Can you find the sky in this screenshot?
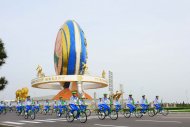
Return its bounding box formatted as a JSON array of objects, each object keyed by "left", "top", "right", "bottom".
[{"left": 0, "top": 0, "right": 190, "bottom": 103}]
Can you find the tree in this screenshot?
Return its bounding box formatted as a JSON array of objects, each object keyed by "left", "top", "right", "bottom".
[{"left": 0, "top": 38, "right": 8, "bottom": 90}]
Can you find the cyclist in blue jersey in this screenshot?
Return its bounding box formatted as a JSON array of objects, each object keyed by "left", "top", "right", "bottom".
[
  {"left": 25, "top": 96, "right": 32, "bottom": 115},
  {"left": 98, "top": 98, "right": 103, "bottom": 109},
  {"left": 140, "top": 95, "right": 148, "bottom": 113},
  {"left": 114, "top": 97, "right": 121, "bottom": 112},
  {"left": 35, "top": 101, "right": 40, "bottom": 112},
  {"left": 0, "top": 101, "right": 6, "bottom": 114},
  {"left": 69, "top": 91, "right": 79, "bottom": 118},
  {"left": 54, "top": 100, "right": 58, "bottom": 110},
  {"left": 102, "top": 93, "right": 110, "bottom": 113},
  {"left": 8, "top": 102, "right": 13, "bottom": 112},
  {"left": 126, "top": 94, "right": 136, "bottom": 112},
  {"left": 58, "top": 97, "right": 67, "bottom": 114},
  {"left": 44, "top": 99, "right": 50, "bottom": 112},
  {"left": 79, "top": 97, "right": 85, "bottom": 105},
  {"left": 16, "top": 100, "right": 22, "bottom": 112},
  {"left": 0, "top": 101, "right": 4, "bottom": 110},
  {"left": 98, "top": 98, "right": 103, "bottom": 105},
  {"left": 79, "top": 97, "right": 86, "bottom": 111},
  {"left": 154, "top": 96, "right": 162, "bottom": 110}
]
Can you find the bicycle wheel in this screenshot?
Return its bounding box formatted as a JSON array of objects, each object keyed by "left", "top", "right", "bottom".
[
  {"left": 30, "top": 111, "right": 35, "bottom": 120},
  {"left": 79, "top": 111, "right": 87, "bottom": 123},
  {"left": 98, "top": 110, "right": 106, "bottom": 120},
  {"left": 39, "top": 109, "right": 43, "bottom": 114},
  {"left": 135, "top": 110, "right": 143, "bottom": 118},
  {"left": 2, "top": 109, "right": 6, "bottom": 115},
  {"left": 124, "top": 110, "right": 131, "bottom": 118},
  {"left": 56, "top": 111, "right": 62, "bottom": 117},
  {"left": 66, "top": 111, "right": 74, "bottom": 122},
  {"left": 148, "top": 109, "right": 155, "bottom": 117},
  {"left": 43, "top": 109, "right": 47, "bottom": 115},
  {"left": 119, "top": 109, "right": 125, "bottom": 115},
  {"left": 62, "top": 109, "right": 67, "bottom": 118},
  {"left": 49, "top": 109, "right": 53, "bottom": 115},
  {"left": 36, "top": 108, "right": 40, "bottom": 114},
  {"left": 16, "top": 110, "right": 21, "bottom": 116},
  {"left": 24, "top": 112, "right": 28, "bottom": 119},
  {"left": 161, "top": 109, "right": 169, "bottom": 116},
  {"left": 110, "top": 110, "right": 118, "bottom": 120},
  {"left": 85, "top": 109, "right": 91, "bottom": 117},
  {"left": 105, "top": 110, "right": 109, "bottom": 116},
  {"left": 154, "top": 109, "right": 159, "bottom": 116},
  {"left": 73, "top": 111, "right": 78, "bottom": 118},
  {"left": 51, "top": 109, "right": 55, "bottom": 115}
]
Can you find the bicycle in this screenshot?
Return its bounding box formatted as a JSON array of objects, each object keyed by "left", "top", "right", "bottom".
[
  {"left": 8, "top": 106, "right": 13, "bottom": 112},
  {"left": 16, "top": 106, "right": 25, "bottom": 116},
  {"left": 57, "top": 105, "right": 68, "bottom": 118},
  {"left": 153, "top": 104, "right": 169, "bottom": 116},
  {"left": 115, "top": 105, "right": 125, "bottom": 115},
  {"left": 24, "top": 106, "right": 35, "bottom": 120},
  {"left": 34, "top": 106, "right": 40, "bottom": 114},
  {"left": 52, "top": 105, "right": 58, "bottom": 114},
  {"left": 97, "top": 104, "right": 118, "bottom": 120},
  {"left": 79, "top": 105, "right": 91, "bottom": 117},
  {"left": 124, "top": 104, "right": 143, "bottom": 118},
  {"left": 66, "top": 104, "right": 87, "bottom": 123},
  {"left": 137, "top": 104, "right": 155, "bottom": 118},
  {"left": 43, "top": 105, "right": 52, "bottom": 115},
  {"left": 0, "top": 106, "right": 7, "bottom": 115}
]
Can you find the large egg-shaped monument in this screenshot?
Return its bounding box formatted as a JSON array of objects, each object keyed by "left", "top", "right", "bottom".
[
  {"left": 54, "top": 20, "right": 87, "bottom": 89},
  {"left": 31, "top": 20, "right": 108, "bottom": 100}
]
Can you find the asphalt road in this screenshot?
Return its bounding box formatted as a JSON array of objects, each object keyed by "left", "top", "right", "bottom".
[{"left": 0, "top": 112, "right": 190, "bottom": 127}]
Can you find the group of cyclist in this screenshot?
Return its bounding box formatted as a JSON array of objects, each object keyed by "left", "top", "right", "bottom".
[
  {"left": 0, "top": 91, "right": 167, "bottom": 123},
  {"left": 0, "top": 101, "right": 13, "bottom": 114},
  {"left": 98, "top": 93, "right": 163, "bottom": 115}
]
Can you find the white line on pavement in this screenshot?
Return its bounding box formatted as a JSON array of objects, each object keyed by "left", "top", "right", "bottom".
[
  {"left": 165, "top": 117, "right": 190, "bottom": 119},
  {"left": 19, "top": 120, "right": 41, "bottom": 123},
  {"left": 47, "top": 119, "right": 66, "bottom": 122},
  {"left": 0, "top": 123, "right": 22, "bottom": 127},
  {"left": 34, "top": 120, "right": 56, "bottom": 122},
  {"left": 94, "top": 124, "right": 128, "bottom": 127},
  {"left": 89, "top": 116, "right": 98, "bottom": 119},
  {"left": 54, "top": 119, "right": 66, "bottom": 121},
  {"left": 46, "top": 118, "right": 66, "bottom": 121},
  {"left": 3, "top": 121, "right": 25, "bottom": 125},
  {"left": 154, "top": 121, "right": 182, "bottom": 123},
  {"left": 136, "top": 120, "right": 182, "bottom": 123}
]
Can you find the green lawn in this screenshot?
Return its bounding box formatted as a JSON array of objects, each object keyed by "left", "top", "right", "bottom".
[{"left": 169, "top": 109, "right": 190, "bottom": 112}]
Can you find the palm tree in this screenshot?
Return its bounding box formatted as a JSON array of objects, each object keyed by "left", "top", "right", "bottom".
[{"left": 0, "top": 38, "right": 8, "bottom": 90}]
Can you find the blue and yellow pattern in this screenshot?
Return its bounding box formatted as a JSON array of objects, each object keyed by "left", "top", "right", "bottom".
[{"left": 54, "top": 20, "right": 87, "bottom": 77}]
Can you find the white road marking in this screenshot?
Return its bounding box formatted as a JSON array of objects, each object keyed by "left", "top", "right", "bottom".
[
  {"left": 89, "top": 116, "right": 98, "bottom": 119},
  {"left": 19, "top": 120, "right": 41, "bottom": 123},
  {"left": 3, "top": 121, "right": 25, "bottom": 125},
  {"left": 46, "top": 118, "right": 66, "bottom": 121},
  {"left": 46, "top": 118, "right": 66, "bottom": 122},
  {"left": 53, "top": 119, "right": 66, "bottom": 121},
  {"left": 136, "top": 120, "right": 154, "bottom": 122},
  {"left": 136, "top": 120, "right": 182, "bottom": 123},
  {"left": 0, "top": 123, "right": 22, "bottom": 127},
  {"left": 165, "top": 117, "right": 190, "bottom": 119},
  {"left": 35, "top": 120, "right": 56, "bottom": 122},
  {"left": 94, "top": 124, "right": 128, "bottom": 127}
]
